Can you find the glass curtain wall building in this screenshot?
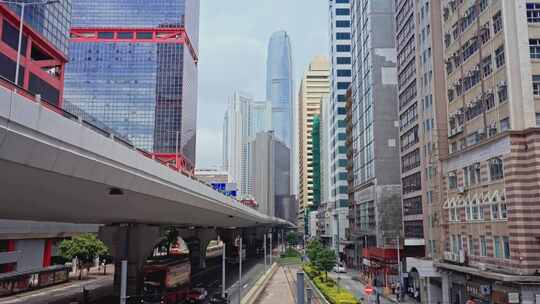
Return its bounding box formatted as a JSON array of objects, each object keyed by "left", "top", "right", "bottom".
[
  {"left": 0, "top": 2, "right": 71, "bottom": 106},
  {"left": 64, "top": 0, "right": 199, "bottom": 166},
  {"left": 266, "top": 30, "right": 293, "bottom": 148}
]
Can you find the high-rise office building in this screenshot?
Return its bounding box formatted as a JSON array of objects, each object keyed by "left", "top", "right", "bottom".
[
  {"left": 394, "top": 0, "right": 448, "bottom": 301},
  {"left": 347, "top": 0, "right": 401, "bottom": 274},
  {"left": 249, "top": 131, "right": 291, "bottom": 219},
  {"left": 436, "top": 0, "right": 540, "bottom": 301},
  {"left": 298, "top": 56, "right": 330, "bottom": 231},
  {"left": 222, "top": 91, "right": 272, "bottom": 198},
  {"left": 328, "top": 0, "right": 352, "bottom": 258},
  {"left": 266, "top": 31, "right": 293, "bottom": 148},
  {"left": 64, "top": 0, "right": 200, "bottom": 168}
]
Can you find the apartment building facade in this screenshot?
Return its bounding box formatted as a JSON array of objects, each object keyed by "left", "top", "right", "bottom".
[
  {"left": 395, "top": 0, "right": 449, "bottom": 302},
  {"left": 437, "top": 0, "right": 540, "bottom": 303}
]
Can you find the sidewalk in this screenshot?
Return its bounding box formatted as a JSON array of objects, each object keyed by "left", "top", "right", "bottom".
[
  {"left": 254, "top": 266, "right": 295, "bottom": 304},
  {"left": 0, "top": 268, "right": 114, "bottom": 304}
]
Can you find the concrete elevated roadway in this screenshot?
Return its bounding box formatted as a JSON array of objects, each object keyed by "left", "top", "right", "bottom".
[{"left": 0, "top": 85, "right": 291, "bottom": 228}]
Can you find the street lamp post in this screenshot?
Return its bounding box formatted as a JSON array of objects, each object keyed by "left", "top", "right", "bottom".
[{"left": 0, "top": 0, "right": 61, "bottom": 87}]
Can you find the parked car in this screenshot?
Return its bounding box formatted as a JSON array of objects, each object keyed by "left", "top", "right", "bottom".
[
  {"left": 209, "top": 293, "right": 228, "bottom": 304},
  {"left": 333, "top": 265, "right": 346, "bottom": 273},
  {"left": 185, "top": 287, "right": 208, "bottom": 303}
]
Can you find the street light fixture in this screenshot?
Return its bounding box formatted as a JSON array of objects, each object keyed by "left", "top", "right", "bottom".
[{"left": 0, "top": 0, "right": 61, "bottom": 87}]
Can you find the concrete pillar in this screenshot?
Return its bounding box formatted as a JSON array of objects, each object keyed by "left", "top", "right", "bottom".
[
  {"left": 441, "top": 272, "right": 450, "bottom": 304},
  {"left": 99, "top": 224, "right": 161, "bottom": 296}
]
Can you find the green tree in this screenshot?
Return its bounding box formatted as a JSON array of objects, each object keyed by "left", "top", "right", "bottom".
[
  {"left": 314, "top": 248, "right": 337, "bottom": 281},
  {"left": 306, "top": 240, "right": 323, "bottom": 263},
  {"left": 59, "top": 234, "right": 108, "bottom": 280},
  {"left": 286, "top": 232, "right": 299, "bottom": 247}
]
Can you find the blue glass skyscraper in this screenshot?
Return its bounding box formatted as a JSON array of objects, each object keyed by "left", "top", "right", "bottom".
[
  {"left": 266, "top": 31, "right": 293, "bottom": 148},
  {"left": 64, "top": 0, "right": 199, "bottom": 166}
]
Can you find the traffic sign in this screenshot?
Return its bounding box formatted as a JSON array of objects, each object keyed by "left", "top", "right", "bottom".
[{"left": 364, "top": 285, "right": 374, "bottom": 295}]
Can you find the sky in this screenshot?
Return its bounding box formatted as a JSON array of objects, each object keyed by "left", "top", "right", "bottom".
[{"left": 196, "top": 0, "right": 329, "bottom": 169}]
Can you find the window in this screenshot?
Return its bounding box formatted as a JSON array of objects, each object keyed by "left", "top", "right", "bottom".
[
  {"left": 482, "top": 56, "right": 492, "bottom": 77},
  {"left": 489, "top": 157, "right": 504, "bottom": 181},
  {"left": 337, "top": 57, "right": 351, "bottom": 64},
  {"left": 495, "top": 45, "right": 505, "bottom": 68},
  {"left": 136, "top": 32, "right": 153, "bottom": 39},
  {"left": 468, "top": 236, "right": 474, "bottom": 256},
  {"left": 2, "top": 21, "right": 28, "bottom": 56},
  {"left": 337, "top": 82, "right": 350, "bottom": 90},
  {"left": 498, "top": 85, "right": 508, "bottom": 103},
  {"left": 494, "top": 236, "right": 502, "bottom": 258},
  {"left": 501, "top": 198, "right": 508, "bottom": 219},
  {"left": 402, "top": 149, "right": 421, "bottom": 173},
  {"left": 463, "top": 163, "right": 481, "bottom": 187},
  {"left": 337, "top": 69, "right": 351, "bottom": 77},
  {"left": 491, "top": 203, "right": 500, "bottom": 220},
  {"left": 402, "top": 172, "right": 421, "bottom": 194},
  {"left": 97, "top": 32, "right": 114, "bottom": 39},
  {"left": 337, "top": 45, "right": 351, "bottom": 52},
  {"left": 503, "top": 236, "right": 511, "bottom": 259},
  {"left": 118, "top": 32, "right": 134, "bottom": 39},
  {"left": 500, "top": 118, "right": 510, "bottom": 131},
  {"left": 336, "top": 20, "right": 350, "bottom": 28},
  {"left": 534, "top": 75, "right": 540, "bottom": 96},
  {"left": 530, "top": 39, "right": 540, "bottom": 59},
  {"left": 336, "top": 32, "right": 351, "bottom": 40},
  {"left": 336, "top": 8, "right": 350, "bottom": 15},
  {"left": 452, "top": 235, "right": 459, "bottom": 255},
  {"left": 448, "top": 171, "right": 458, "bottom": 189},
  {"left": 537, "top": 113, "right": 540, "bottom": 127},
  {"left": 493, "top": 11, "right": 503, "bottom": 34},
  {"left": 336, "top": 0, "right": 349, "bottom": 3},
  {"left": 527, "top": 3, "right": 540, "bottom": 23},
  {"left": 480, "top": 236, "right": 487, "bottom": 256}
]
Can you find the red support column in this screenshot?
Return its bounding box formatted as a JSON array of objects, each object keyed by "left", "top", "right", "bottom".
[{"left": 43, "top": 239, "right": 52, "bottom": 267}]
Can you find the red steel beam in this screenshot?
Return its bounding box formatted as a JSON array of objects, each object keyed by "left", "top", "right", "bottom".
[{"left": 70, "top": 27, "right": 198, "bottom": 63}]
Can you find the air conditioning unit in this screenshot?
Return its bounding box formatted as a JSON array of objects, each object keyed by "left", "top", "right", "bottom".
[{"left": 458, "top": 186, "right": 466, "bottom": 194}]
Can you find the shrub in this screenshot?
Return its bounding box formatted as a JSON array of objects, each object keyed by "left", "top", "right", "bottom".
[{"left": 306, "top": 267, "right": 360, "bottom": 304}]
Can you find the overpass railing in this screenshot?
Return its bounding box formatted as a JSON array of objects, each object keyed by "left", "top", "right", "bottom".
[{"left": 0, "top": 75, "right": 241, "bottom": 205}]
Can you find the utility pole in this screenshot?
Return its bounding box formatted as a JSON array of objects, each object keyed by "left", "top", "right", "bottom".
[
  {"left": 239, "top": 236, "right": 243, "bottom": 283},
  {"left": 264, "top": 232, "right": 267, "bottom": 269},
  {"left": 222, "top": 243, "right": 226, "bottom": 298}
]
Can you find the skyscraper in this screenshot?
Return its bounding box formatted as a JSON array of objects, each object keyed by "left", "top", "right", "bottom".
[
  {"left": 347, "top": 0, "right": 402, "bottom": 272},
  {"left": 266, "top": 31, "right": 293, "bottom": 148},
  {"left": 64, "top": 0, "right": 200, "bottom": 167},
  {"left": 328, "top": 0, "right": 352, "bottom": 258},
  {"left": 298, "top": 56, "right": 330, "bottom": 231},
  {"left": 222, "top": 91, "right": 272, "bottom": 198}
]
